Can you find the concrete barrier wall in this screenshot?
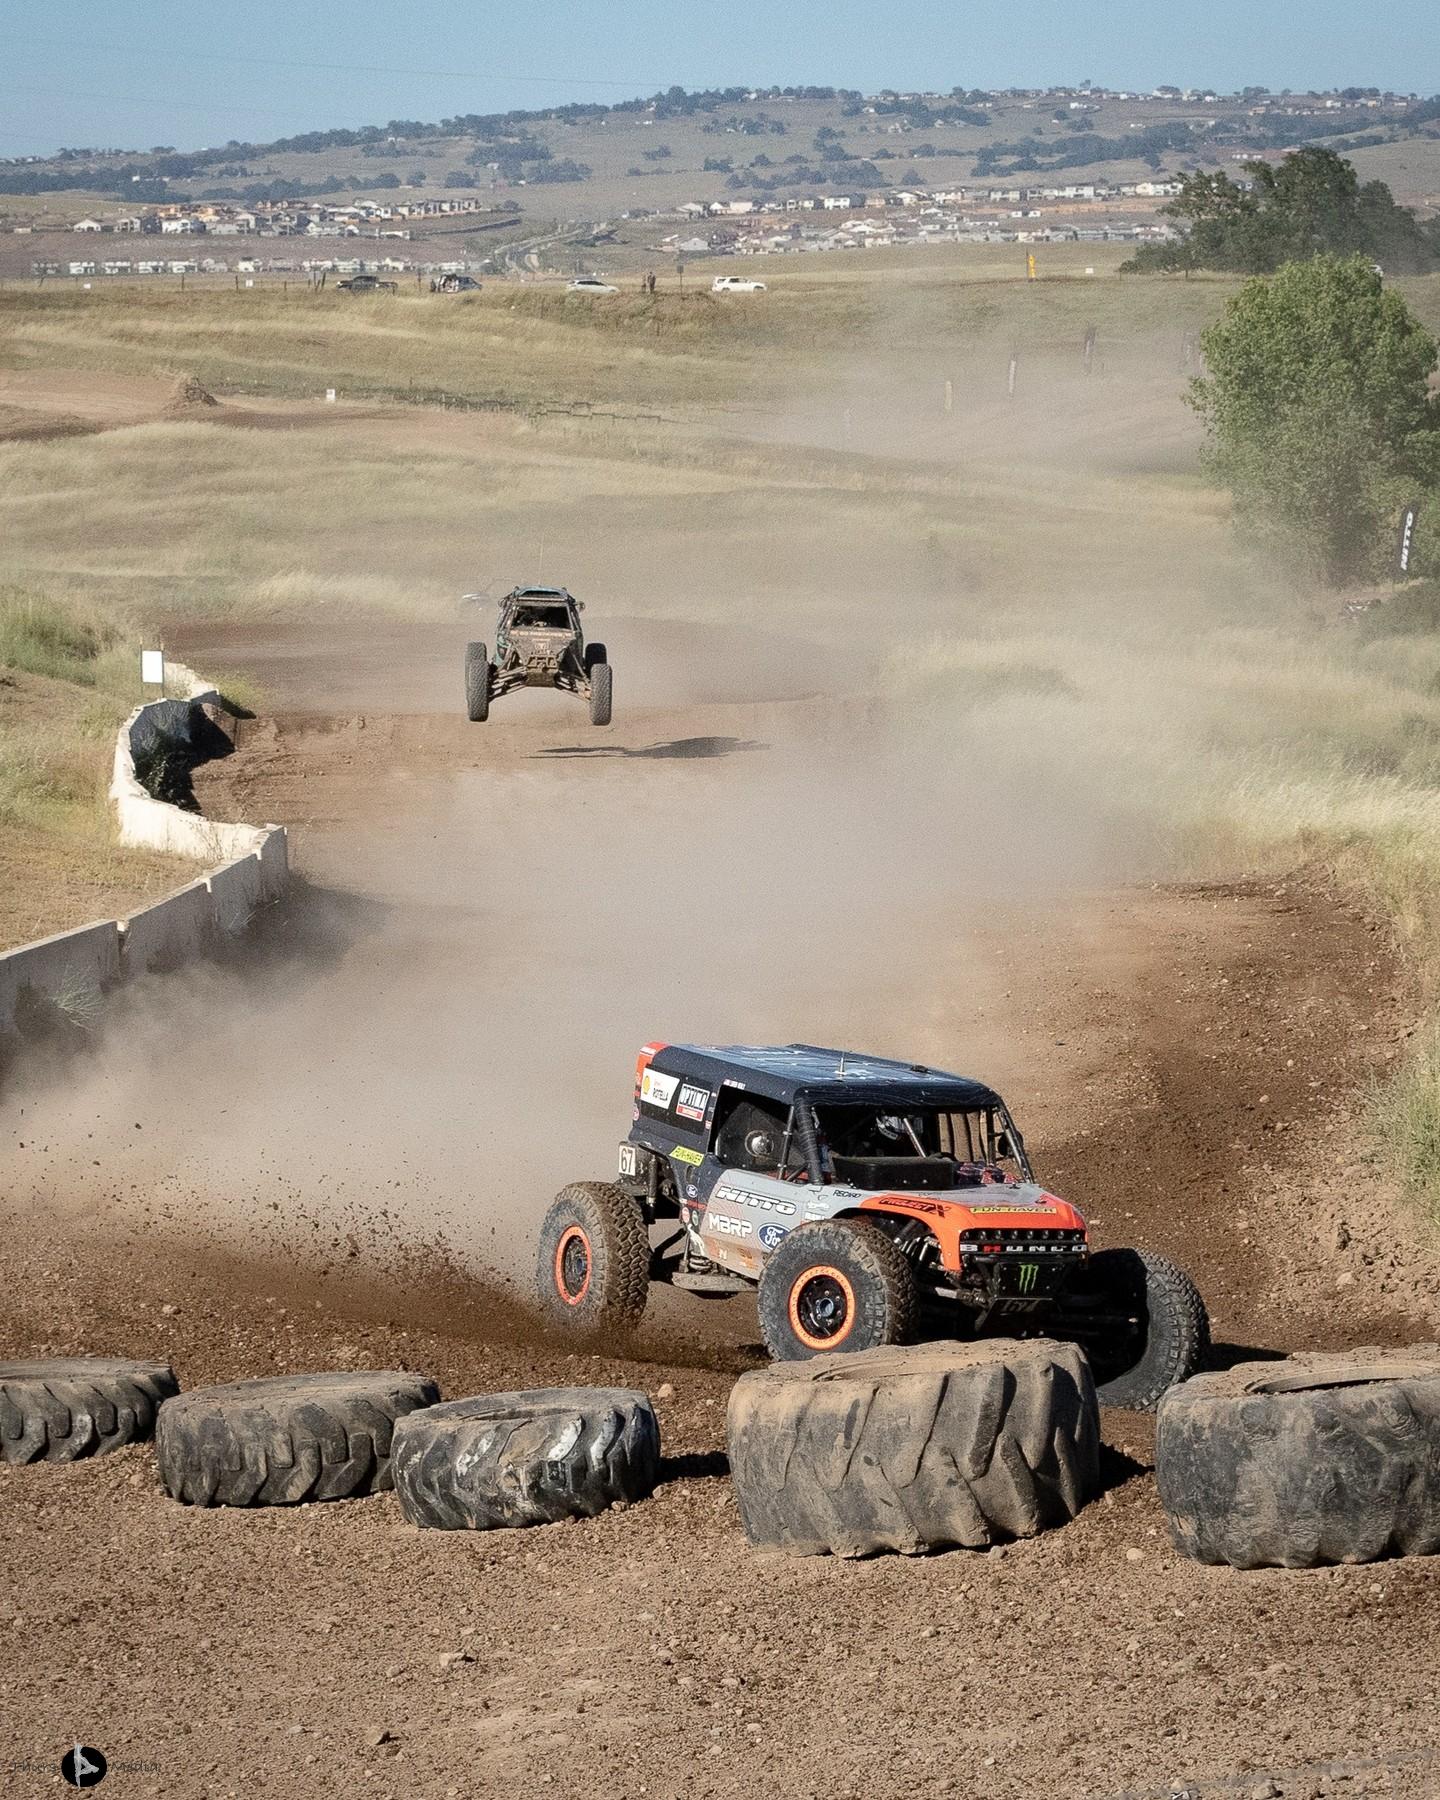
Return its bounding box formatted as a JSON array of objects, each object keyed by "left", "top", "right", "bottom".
[
  {"left": 120, "top": 880, "right": 217, "bottom": 974},
  {"left": 0, "top": 665, "right": 291, "bottom": 1058},
  {"left": 0, "top": 921, "right": 123, "bottom": 1040},
  {"left": 208, "top": 852, "right": 264, "bottom": 936},
  {"left": 110, "top": 670, "right": 275, "bottom": 861}
]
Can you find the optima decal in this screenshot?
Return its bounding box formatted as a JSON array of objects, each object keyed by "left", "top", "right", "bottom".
[{"left": 676, "top": 1083, "right": 711, "bottom": 1122}]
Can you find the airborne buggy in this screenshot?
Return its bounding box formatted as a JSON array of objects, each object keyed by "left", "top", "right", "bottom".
[
  {"left": 537, "top": 1042, "right": 1211, "bottom": 1410},
  {"left": 464, "top": 586, "right": 611, "bottom": 725}
]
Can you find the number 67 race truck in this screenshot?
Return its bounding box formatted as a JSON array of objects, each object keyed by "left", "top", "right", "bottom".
[{"left": 537, "top": 1042, "right": 1210, "bottom": 1410}]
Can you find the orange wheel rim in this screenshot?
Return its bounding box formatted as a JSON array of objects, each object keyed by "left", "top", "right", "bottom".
[
  {"left": 554, "top": 1225, "right": 592, "bottom": 1305},
  {"left": 788, "top": 1264, "right": 856, "bottom": 1350}
]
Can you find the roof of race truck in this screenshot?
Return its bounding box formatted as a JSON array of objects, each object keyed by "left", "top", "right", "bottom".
[{"left": 645, "top": 1042, "right": 1002, "bottom": 1111}]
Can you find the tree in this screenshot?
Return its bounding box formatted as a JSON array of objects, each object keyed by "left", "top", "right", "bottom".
[
  {"left": 1125, "top": 149, "right": 1440, "bottom": 275},
  {"left": 1190, "top": 254, "right": 1440, "bottom": 584}
]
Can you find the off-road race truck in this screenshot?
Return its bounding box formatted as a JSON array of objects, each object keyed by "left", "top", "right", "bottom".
[
  {"left": 537, "top": 1042, "right": 1210, "bottom": 1409},
  {"left": 463, "top": 585, "right": 612, "bottom": 725}
]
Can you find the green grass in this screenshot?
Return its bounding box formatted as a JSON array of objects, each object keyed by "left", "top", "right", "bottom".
[{"left": 0, "top": 588, "right": 120, "bottom": 684}]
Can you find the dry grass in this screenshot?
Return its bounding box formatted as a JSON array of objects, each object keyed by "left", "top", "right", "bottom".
[{"left": 6, "top": 263, "right": 1440, "bottom": 1208}]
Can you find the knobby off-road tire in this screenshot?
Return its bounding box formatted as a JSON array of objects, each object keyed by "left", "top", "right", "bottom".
[
  {"left": 392, "top": 1386, "right": 660, "bottom": 1530},
  {"left": 728, "top": 1339, "right": 1100, "bottom": 1556},
  {"left": 0, "top": 1358, "right": 178, "bottom": 1464},
  {"left": 156, "top": 1371, "right": 439, "bottom": 1508},
  {"left": 756, "top": 1220, "right": 918, "bottom": 1361},
  {"left": 588, "top": 662, "right": 613, "bottom": 726},
  {"left": 1156, "top": 1345, "right": 1440, "bottom": 1568},
  {"left": 537, "top": 1181, "right": 650, "bottom": 1339},
  {"left": 1059, "top": 1247, "right": 1209, "bottom": 1412},
  {"left": 465, "top": 641, "right": 490, "bottom": 722}
]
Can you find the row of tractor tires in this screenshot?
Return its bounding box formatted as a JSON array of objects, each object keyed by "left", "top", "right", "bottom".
[
  {"left": 1156, "top": 1346, "right": 1440, "bottom": 1569},
  {"left": 155, "top": 1372, "right": 439, "bottom": 1507},
  {"left": 0, "top": 1358, "right": 178, "bottom": 1464},
  {"left": 392, "top": 1388, "right": 659, "bottom": 1530},
  {"left": 727, "top": 1339, "right": 1100, "bottom": 1557}
]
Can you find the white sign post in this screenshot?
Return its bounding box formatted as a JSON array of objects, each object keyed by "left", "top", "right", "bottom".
[{"left": 140, "top": 648, "right": 166, "bottom": 690}]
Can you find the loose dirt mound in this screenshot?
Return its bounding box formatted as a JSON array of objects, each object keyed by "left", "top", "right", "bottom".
[{"left": 164, "top": 373, "right": 220, "bottom": 413}]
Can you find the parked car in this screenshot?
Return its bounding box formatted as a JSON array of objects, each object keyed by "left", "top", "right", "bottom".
[
  {"left": 430, "top": 274, "right": 481, "bottom": 293},
  {"left": 567, "top": 275, "right": 619, "bottom": 295},
  {"left": 711, "top": 275, "right": 767, "bottom": 294},
  {"left": 335, "top": 274, "right": 397, "bottom": 294}
]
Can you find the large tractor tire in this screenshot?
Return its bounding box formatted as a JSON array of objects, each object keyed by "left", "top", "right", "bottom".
[
  {"left": 0, "top": 1358, "right": 178, "bottom": 1464},
  {"left": 156, "top": 1370, "right": 439, "bottom": 1507},
  {"left": 392, "top": 1386, "right": 660, "bottom": 1530},
  {"left": 1156, "top": 1345, "right": 1440, "bottom": 1568},
  {"left": 1057, "top": 1246, "right": 1209, "bottom": 1411},
  {"left": 464, "top": 641, "right": 491, "bottom": 722},
  {"left": 727, "top": 1338, "right": 1100, "bottom": 1556},
  {"left": 588, "top": 661, "right": 613, "bottom": 726},
  {"left": 756, "top": 1220, "right": 917, "bottom": 1362},
  {"left": 537, "top": 1181, "right": 650, "bottom": 1339}
]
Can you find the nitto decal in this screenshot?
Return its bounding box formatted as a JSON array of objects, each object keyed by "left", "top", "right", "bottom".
[
  {"left": 710, "top": 1215, "right": 752, "bottom": 1239},
  {"left": 676, "top": 1083, "right": 711, "bottom": 1122},
  {"left": 713, "top": 1184, "right": 795, "bottom": 1217},
  {"left": 758, "top": 1223, "right": 789, "bottom": 1250},
  {"left": 671, "top": 1145, "right": 704, "bottom": 1167},
  {"left": 640, "top": 1068, "right": 680, "bottom": 1109}
]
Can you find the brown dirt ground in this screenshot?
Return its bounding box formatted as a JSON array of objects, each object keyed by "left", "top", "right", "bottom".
[{"left": 4, "top": 662, "right": 1440, "bottom": 1799}]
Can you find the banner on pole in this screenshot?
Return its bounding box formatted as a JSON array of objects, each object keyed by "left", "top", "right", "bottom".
[{"left": 1396, "top": 502, "right": 1421, "bottom": 578}]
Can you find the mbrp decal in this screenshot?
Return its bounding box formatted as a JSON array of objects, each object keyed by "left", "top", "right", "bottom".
[
  {"left": 710, "top": 1215, "right": 752, "bottom": 1239},
  {"left": 640, "top": 1068, "right": 680, "bottom": 1109},
  {"left": 676, "top": 1082, "right": 710, "bottom": 1122}
]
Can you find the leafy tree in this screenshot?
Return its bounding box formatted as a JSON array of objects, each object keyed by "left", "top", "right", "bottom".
[
  {"left": 1190, "top": 254, "right": 1440, "bottom": 583},
  {"left": 1125, "top": 149, "right": 1440, "bottom": 275}
]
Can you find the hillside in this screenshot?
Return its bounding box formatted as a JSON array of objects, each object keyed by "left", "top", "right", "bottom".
[{"left": 4, "top": 83, "right": 1439, "bottom": 234}]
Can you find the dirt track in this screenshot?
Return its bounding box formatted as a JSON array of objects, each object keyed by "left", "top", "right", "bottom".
[{"left": 4, "top": 622, "right": 1440, "bottom": 1797}]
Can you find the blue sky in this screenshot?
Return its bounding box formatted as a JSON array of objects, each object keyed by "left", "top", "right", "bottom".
[{"left": 2, "top": 0, "right": 1437, "bottom": 157}]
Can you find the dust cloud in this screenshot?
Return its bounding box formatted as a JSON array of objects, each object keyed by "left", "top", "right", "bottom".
[{"left": 0, "top": 341, "right": 1241, "bottom": 1321}]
